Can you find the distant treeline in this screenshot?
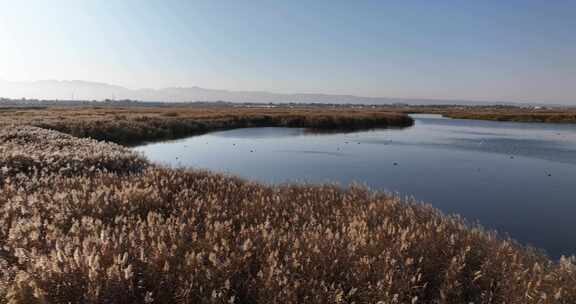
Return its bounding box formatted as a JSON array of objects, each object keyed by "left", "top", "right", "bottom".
[{"left": 0, "top": 96, "right": 546, "bottom": 109}]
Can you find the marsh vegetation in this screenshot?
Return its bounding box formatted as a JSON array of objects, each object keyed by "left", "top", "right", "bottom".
[
  {"left": 0, "top": 108, "right": 575, "bottom": 303},
  {"left": 0, "top": 107, "right": 413, "bottom": 145},
  {"left": 400, "top": 106, "right": 576, "bottom": 124},
  {"left": 4, "top": 170, "right": 576, "bottom": 303}
]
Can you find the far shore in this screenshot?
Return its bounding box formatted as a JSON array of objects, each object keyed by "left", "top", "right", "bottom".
[{"left": 0, "top": 106, "right": 414, "bottom": 145}]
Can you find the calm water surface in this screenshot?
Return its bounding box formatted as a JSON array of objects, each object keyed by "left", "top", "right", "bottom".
[{"left": 134, "top": 114, "right": 576, "bottom": 258}]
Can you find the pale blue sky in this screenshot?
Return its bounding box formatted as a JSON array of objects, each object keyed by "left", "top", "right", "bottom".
[{"left": 1, "top": 0, "right": 575, "bottom": 103}]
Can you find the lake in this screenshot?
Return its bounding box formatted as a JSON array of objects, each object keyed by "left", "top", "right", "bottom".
[{"left": 134, "top": 114, "right": 576, "bottom": 258}]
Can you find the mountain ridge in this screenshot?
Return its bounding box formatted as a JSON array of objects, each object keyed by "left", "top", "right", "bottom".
[{"left": 0, "top": 79, "right": 547, "bottom": 106}]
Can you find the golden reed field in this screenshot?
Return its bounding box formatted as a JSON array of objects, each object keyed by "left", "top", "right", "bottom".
[
  {"left": 399, "top": 106, "right": 576, "bottom": 124},
  {"left": 0, "top": 106, "right": 413, "bottom": 145},
  {"left": 437, "top": 109, "right": 576, "bottom": 124},
  {"left": 0, "top": 108, "right": 575, "bottom": 303}
]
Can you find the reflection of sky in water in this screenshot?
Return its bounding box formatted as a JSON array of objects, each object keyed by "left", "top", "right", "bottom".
[
  {"left": 211, "top": 127, "right": 306, "bottom": 139},
  {"left": 361, "top": 115, "right": 576, "bottom": 164},
  {"left": 135, "top": 114, "right": 576, "bottom": 258}
]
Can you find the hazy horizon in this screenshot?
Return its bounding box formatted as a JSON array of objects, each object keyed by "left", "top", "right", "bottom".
[
  {"left": 1, "top": 1, "right": 575, "bottom": 104},
  {"left": 2, "top": 78, "right": 571, "bottom": 106}
]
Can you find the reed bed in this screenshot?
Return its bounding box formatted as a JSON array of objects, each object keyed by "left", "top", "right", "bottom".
[
  {"left": 444, "top": 112, "right": 576, "bottom": 123},
  {"left": 0, "top": 107, "right": 413, "bottom": 145},
  {"left": 0, "top": 126, "right": 146, "bottom": 179},
  {"left": 0, "top": 126, "right": 575, "bottom": 303},
  {"left": 398, "top": 106, "right": 576, "bottom": 124}
]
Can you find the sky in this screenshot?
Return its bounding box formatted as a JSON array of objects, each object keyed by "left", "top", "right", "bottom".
[{"left": 0, "top": 0, "right": 575, "bottom": 104}]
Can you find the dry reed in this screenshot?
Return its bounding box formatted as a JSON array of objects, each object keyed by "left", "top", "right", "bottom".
[
  {"left": 0, "top": 125, "right": 574, "bottom": 303},
  {"left": 0, "top": 107, "right": 413, "bottom": 145}
]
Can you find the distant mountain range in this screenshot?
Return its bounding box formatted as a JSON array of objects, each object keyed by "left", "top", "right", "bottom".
[{"left": 0, "top": 79, "right": 541, "bottom": 106}]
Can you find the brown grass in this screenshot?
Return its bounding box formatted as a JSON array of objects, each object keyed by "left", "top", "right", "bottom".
[
  {"left": 0, "top": 118, "right": 575, "bottom": 303},
  {"left": 399, "top": 106, "right": 576, "bottom": 123},
  {"left": 0, "top": 107, "right": 413, "bottom": 145},
  {"left": 445, "top": 111, "right": 576, "bottom": 123}
]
